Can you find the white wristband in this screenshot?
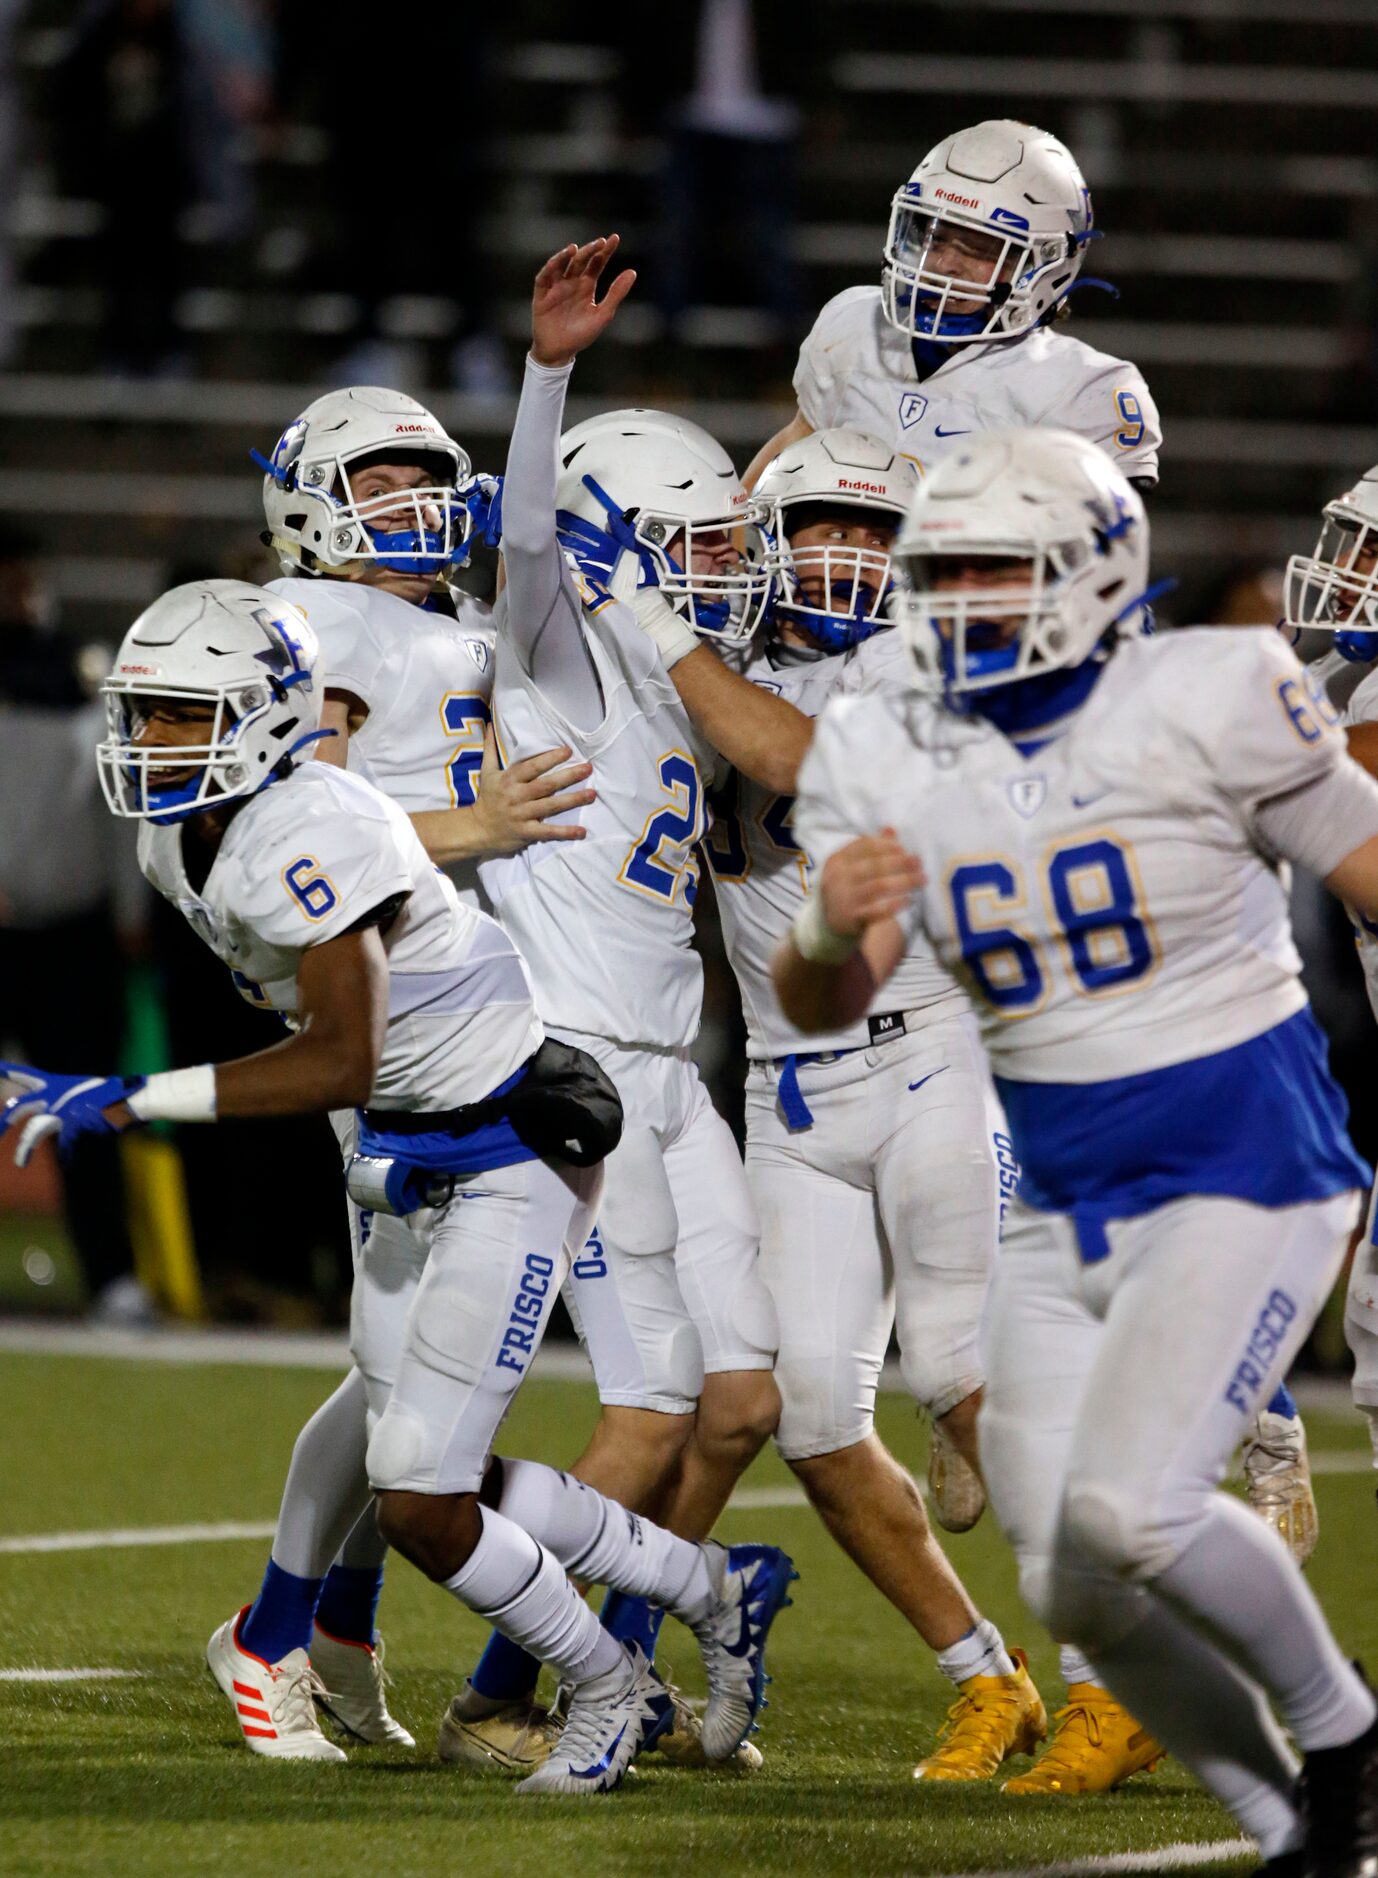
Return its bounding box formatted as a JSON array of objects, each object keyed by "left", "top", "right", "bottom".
[
  {"left": 632, "top": 588, "right": 702, "bottom": 671},
  {"left": 791, "top": 893, "right": 859, "bottom": 965},
  {"left": 128, "top": 1064, "right": 218, "bottom": 1124}
]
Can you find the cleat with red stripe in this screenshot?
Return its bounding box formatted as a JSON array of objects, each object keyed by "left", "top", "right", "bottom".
[{"left": 205, "top": 1606, "right": 347, "bottom": 1761}]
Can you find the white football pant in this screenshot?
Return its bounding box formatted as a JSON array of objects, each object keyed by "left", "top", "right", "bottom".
[{"left": 746, "top": 1011, "right": 1004, "bottom": 1460}]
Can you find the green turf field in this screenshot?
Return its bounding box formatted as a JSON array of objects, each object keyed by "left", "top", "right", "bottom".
[{"left": 1, "top": 1350, "right": 1372, "bottom": 1878}]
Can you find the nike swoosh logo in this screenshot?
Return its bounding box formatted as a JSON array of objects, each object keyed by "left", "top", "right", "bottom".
[
  {"left": 908, "top": 1068, "right": 949, "bottom": 1093},
  {"left": 934, "top": 426, "right": 970, "bottom": 438},
  {"left": 571, "top": 1722, "right": 627, "bottom": 1779},
  {"left": 1071, "top": 788, "right": 1113, "bottom": 808}
]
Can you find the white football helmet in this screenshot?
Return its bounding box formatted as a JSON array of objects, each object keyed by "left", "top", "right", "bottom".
[
  {"left": 892, "top": 428, "right": 1149, "bottom": 699},
  {"left": 555, "top": 408, "right": 771, "bottom": 643},
  {"left": 1284, "top": 466, "right": 1378, "bottom": 660},
  {"left": 97, "top": 579, "right": 322, "bottom": 823},
  {"left": 755, "top": 429, "right": 917, "bottom": 652},
  {"left": 257, "top": 386, "right": 474, "bottom": 579},
  {"left": 882, "top": 120, "right": 1094, "bottom": 345}
]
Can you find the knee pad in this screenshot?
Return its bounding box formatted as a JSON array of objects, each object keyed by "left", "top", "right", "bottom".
[
  {"left": 366, "top": 1405, "right": 429, "bottom": 1493},
  {"left": 599, "top": 1128, "right": 677, "bottom": 1257},
  {"left": 729, "top": 1269, "right": 779, "bottom": 1361},
  {"left": 412, "top": 1248, "right": 526, "bottom": 1389},
  {"left": 897, "top": 1337, "right": 983, "bottom": 1422},
  {"left": 1347, "top": 1282, "right": 1378, "bottom": 1405},
  {"left": 1060, "top": 1478, "right": 1173, "bottom": 1585},
  {"left": 665, "top": 1319, "right": 706, "bottom": 1401}
]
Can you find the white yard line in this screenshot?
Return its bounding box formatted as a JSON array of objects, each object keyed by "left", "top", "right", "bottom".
[
  {"left": 0, "top": 1519, "right": 276, "bottom": 1556},
  {"left": 0, "top": 1667, "right": 145, "bottom": 1682},
  {"left": 0, "top": 1322, "right": 1362, "bottom": 1420},
  {"left": 926, "top": 1840, "right": 1255, "bottom": 1878}
]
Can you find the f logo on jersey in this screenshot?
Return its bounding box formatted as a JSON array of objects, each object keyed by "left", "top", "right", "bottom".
[
  {"left": 898, "top": 393, "right": 928, "bottom": 430},
  {"left": 1007, "top": 776, "right": 1046, "bottom": 818}
]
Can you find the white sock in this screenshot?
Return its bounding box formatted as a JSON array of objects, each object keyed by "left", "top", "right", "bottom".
[
  {"left": 1059, "top": 1645, "right": 1103, "bottom": 1689},
  {"left": 494, "top": 1458, "right": 715, "bottom": 1622},
  {"left": 446, "top": 1504, "right": 623, "bottom": 1685},
  {"left": 271, "top": 1369, "right": 373, "bottom": 1580},
  {"left": 936, "top": 1618, "right": 1015, "bottom": 1688},
  {"left": 1086, "top": 1594, "right": 1303, "bottom": 1860},
  {"left": 1157, "top": 1496, "right": 1377, "bottom": 1752}
]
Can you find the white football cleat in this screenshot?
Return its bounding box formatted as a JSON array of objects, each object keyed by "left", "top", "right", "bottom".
[
  {"left": 688, "top": 1543, "right": 796, "bottom": 1762},
  {"left": 206, "top": 1607, "right": 346, "bottom": 1761},
  {"left": 646, "top": 1679, "right": 764, "bottom": 1772},
  {"left": 437, "top": 1685, "right": 563, "bottom": 1775},
  {"left": 310, "top": 1625, "right": 414, "bottom": 1747},
  {"left": 1243, "top": 1409, "right": 1319, "bottom": 1566},
  {"left": 515, "top": 1644, "right": 671, "bottom": 1795}
]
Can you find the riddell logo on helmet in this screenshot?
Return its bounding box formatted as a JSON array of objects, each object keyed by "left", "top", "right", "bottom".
[
  {"left": 119, "top": 663, "right": 161, "bottom": 674},
  {"left": 935, "top": 188, "right": 981, "bottom": 209},
  {"left": 839, "top": 479, "right": 887, "bottom": 495},
  {"left": 393, "top": 423, "right": 434, "bottom": 434}
]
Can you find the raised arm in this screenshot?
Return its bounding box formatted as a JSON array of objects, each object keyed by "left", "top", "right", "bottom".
[
  {"left": 635, "top": 593, "right": 814, "bottom": 792},
  {"left": 501, "top": 237, "right": 636, "bottom": 726}
]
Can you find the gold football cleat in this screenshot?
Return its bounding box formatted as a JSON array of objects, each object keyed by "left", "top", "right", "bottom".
[
  {"left": 646, "top": 1681, "right": 764, "bottom": 1773},
  {"left": 436, "top": 1692, "right": 563, "bottom": 1775},
  {"left": 1242, "top": 1410, "right": 1319, "bottom": 1566},
  {"left": 1002, "top": 1683, "right": 1164, "bottom": 1794},
  {"left": 927, "top": 1416, "right": 987, "bottom": 1533},
  {"left": 913, "top": 1646, "right": 1047, "bottom": 1781}
]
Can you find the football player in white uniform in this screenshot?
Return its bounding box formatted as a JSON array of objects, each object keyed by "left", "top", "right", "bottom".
[
  {"left": 744, "top": 120, "right": 1161, "bottom": 494},
  {"left": 0, "top": 579, "right": 794, "bottom": 1795},
  {"left": 206, "top": 388, "right": 599, "bottom": 1754},
  {"left": 778, "top": 430, "right": 1378, "bottom": 1871},
  {"left": 1286, "top": 467, "right": 1378, "bottom": 1503},
  {"left": 695, "top": 426, "right": 1050, "bottom": 1780},
  {"left": 634, "top": 430, "right": 1170, "bottom": 1790},
  {"left": 440, "top": 239, "right": 791, "bottom": 1771}
]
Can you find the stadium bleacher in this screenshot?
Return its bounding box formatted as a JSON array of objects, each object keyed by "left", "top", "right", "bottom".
[{"left": 6, "top": 1, "right": 1378, "bottom": 633}]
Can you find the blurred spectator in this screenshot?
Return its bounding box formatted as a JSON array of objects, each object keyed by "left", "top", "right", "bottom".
[
  {"left": 280, "top": 14, "right": 508, "bottom": 394},
  {"left": 614, "top": 0, "right": 824, "bottom": 354},
  {"left": 53, "top": 0, "right": 190, "bottom": 374},
  {"left": 0, "top": 0, "right": 21, "bottom": 370},
  {"left": 0, "top": 523, "right": 153, "bottom": 1322},
  {"left": 177, "top": 0, "right": 272, "bottom": 247}
]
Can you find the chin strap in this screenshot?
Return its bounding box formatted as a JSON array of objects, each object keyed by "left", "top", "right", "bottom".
[
  {"left": 557, "top": 476, "right": 665, "bottom": 590},
  {"left": 250, "top": 446, "right": 292, "bottom": 487}
]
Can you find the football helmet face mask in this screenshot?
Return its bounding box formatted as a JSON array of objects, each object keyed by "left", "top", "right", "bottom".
[
  {"left": 555, "top": 408, "right": 771, "bottom": 644},
  {"left": 1284, "top": 466, "right": 1378, "bottom": 663},
  {"left": 882, "top": 120, "right": 1094, "bottom": 345},
  {"left": 97, "top": 579, "right": 322, "bottom": 823},
  {"left": 755, "top": 429, "right": 917, "bottom": 653},
  {"left": 892, "top": 429, "right": 1150, "bottom": 704},
  {"left": 257, "top": 386, "right": 475, "bottom": 579}
]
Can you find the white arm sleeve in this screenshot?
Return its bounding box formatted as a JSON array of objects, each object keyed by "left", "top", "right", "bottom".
[
  {"left": 1253, "top": 760, "right": 1378, "bottom": 878},
  {"left": 499, "top": 355, "right": 604, "bottom": 729}
]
